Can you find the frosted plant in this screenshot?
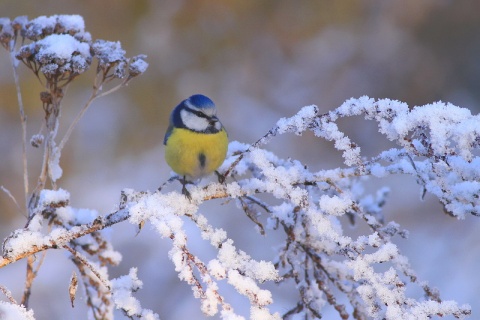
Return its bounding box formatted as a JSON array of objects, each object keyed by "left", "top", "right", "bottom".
[
  {"left": 0, "top": 15, "right": 149, "bottom": 319},
  {"left": 0, "top": 14, "right": 476, "bottom": 320}
]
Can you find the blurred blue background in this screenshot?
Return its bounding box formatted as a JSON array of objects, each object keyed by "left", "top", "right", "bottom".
[{"left": 1, "top": 1, "right": 479, "bottom": 319}]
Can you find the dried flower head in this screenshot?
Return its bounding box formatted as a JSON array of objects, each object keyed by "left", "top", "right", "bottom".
[
  {"left": 92, "top": 40, "right": 127, "bottom": 76},
  {"left": 24, "top": 14, "right": 88, "bottom": 41},
  {"left": 128, "top": 54, "right": 149, "bottom": 77},
  {"left": 0, "top": 18, "right": 14, "bottom": 49},
  {"left": 10, "top": 15, "right": 94, "bottom": 82}
]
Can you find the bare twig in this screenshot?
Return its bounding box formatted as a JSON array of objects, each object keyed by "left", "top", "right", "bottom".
[
  {"left": 9, "top": 41, "right": 29, "bottom": 212},
  {"left": 20, "top": 247, "right": 48, "bottom": 307},
  {"left": 0, "top": 186, "right": 23, "bottom": 216},
  {"left": 0, "top": 285, "right": 17, "bottom": 304},
  {"left": 58, "top": 89, "right": 97, "bottom": 152},
  {"left": 20, "top": 255, "right": 34, "bottom": 307},
  {"left": 63, "top": 245, "right": 111, "bottom": 291},
  {"left": 58, "top": 76, "right": 130, "bottom": 153}
]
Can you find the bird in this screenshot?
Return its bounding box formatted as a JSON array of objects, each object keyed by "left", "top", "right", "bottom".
[{"left": 164, "top": 94, "right": 228, "bottom": 197}]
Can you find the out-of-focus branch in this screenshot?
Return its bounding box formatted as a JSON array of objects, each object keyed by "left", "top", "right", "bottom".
[{"left": 9, "top": 38, "right": 29, "bottom": 213}]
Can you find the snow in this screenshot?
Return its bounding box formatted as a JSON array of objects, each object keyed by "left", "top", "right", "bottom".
[
  {"left": 111, "top": 268, "right": 159, "bottom": 318},
  {"left": 208, "top": 259, "right": 227, "bottom": 279},
  {"left": 201, "top": 280, "right": 221, "bottom": 315},
  {"left": 129, "top": 55, "right": 149, "bottom": 76},
  {"left": 0, "top": 18, "right": 14, "bottom": 40},
  {"left": 0, "top": 302, "right": 35, "bottom": 320},
  {"left": 25, "top": 15, "right": 57, "bottom": 39},
  {"left": 35, "top": 34, "right": 90, "bottom": 72},
  {"left": 56, "top": 15, "right": 85, "bottom": 33},
  {"left": 244, "top": 260, "right": 278, "bottom": 282},
  {"left": 201, "top": 227, "right": 227, "bottom": 247},
  {"left": 269, "top": 202, "right": 295, "bottom": 226},
  {"left": 1, "top": 78, "right": 478, "bottom": 318},
  {"left": 25, "top": 14, "right": 86, "bottom": 40},
  {"left": 275, "top": 104, "right": 318, "bottom": 135},
  {"left": 227, "top": 269, "right": 272, "bottom": 306},
  {"left": 250, "top": 306, "right": 281, "bottom": 320},
  {"left": 92, "top": 40, "right": 126, "bottom": 66},
  {"left": 38, "top": 188, "right": 70, "bottom": 207},
  {"left": 3, "top": 229, "right": 45, "bottom": 258},
  {"left": 319, "top": 194, "right": 352, "bottom": 216}
]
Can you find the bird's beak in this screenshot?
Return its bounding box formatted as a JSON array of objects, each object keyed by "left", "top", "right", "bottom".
[{"left": 210, "top": 116, "right": 219, "bottom": 125}]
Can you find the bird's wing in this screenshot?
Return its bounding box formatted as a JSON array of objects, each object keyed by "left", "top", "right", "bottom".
[{"left": 163, "top": 123, "right": 174, "bottom": 145}]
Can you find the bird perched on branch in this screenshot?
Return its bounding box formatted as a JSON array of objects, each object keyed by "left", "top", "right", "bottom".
[{"left": 164, "top": 94, "right": 228, "bottom": 197}]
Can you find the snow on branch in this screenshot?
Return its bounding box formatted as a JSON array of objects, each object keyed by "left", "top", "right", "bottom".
[
  {"left": 5, "top": 93, "right": 478, "bottom": 318},
  {"left": 1, "top": 13, "right": 477, "bottom": 320},
  {"left": 2, "top": 96, "right": 475, "bottom": 319}
]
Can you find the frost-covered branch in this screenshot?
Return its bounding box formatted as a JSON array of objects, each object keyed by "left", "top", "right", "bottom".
[{"left": 1, "top": 13, "right": 478, "bottom": 320}]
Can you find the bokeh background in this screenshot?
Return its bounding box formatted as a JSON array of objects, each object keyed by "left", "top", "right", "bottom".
[{"left": 1, "top": 1, "right": 480, "bottom": 319}]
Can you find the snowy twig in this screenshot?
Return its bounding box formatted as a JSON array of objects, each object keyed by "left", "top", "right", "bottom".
[{"left": 0, "top": 285, "right": 17, "bottom": 304}]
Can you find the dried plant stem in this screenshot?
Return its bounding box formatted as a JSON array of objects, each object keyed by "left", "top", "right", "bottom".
[
  {"left": 0, "top": 285, "right": 17, "bottom": 304},
  {"left": 9, "top": 47, "right": 29, "bottom": 212},
  {"left": 21, "top": 248, "right": 48, "bottom": 308},
  {"left": 20, "top": 255, "right": 35, "bottom": 307},
  {"left": 58, "top": 89, "right": 97, "bottom": 152},
  {"left": 93, "top": 79, "right": 129, "bottom": 99},
  {"left": 58, "top": 77, "right": 129, "bottom": 152},
  {"left": 63, "top": 245, "right": 111, "bottom": 291},
  {"left": 0, "top": 186, "right": 23, "bottom": 215}
]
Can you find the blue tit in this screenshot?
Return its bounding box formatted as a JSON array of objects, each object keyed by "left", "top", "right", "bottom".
[{"left": 164, "top": 94, "right": 228, "bottom": 193}]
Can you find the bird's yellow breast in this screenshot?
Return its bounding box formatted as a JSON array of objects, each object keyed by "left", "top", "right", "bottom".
[{"left": 165, "top": 128, "right": 228, "bottom": 180}]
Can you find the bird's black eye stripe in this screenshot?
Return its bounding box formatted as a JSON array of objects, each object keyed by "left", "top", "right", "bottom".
[{"left": 184, "top": 106, "right": 211, "bottom": 119}]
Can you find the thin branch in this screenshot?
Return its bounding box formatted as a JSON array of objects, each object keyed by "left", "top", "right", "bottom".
[
  {"left": 93, "top": 78, "right": 130, "bottom": 100},
  {"left": 58, "top": 77, "right": 129, "bottom": 153},
  {"left": 0, "top": 285, "right": 17, "bottom": 304},
  {"left": 58, "top": 89, "right": 97, "bottom": 152},
  {"left": 20, "top": 246, "right": 49, "bottom": 307},
  {"left": 63, "top": 245, "right": 111, "bottom": 291},
  {"left": 20, "top": 255, "right": 35, "bottom": 307},
  {"left": 9, "top": 41, "right": 29, "bottom": 212},
  {"left": 0, "top": 186, "right": 23, "bottom": 216}
]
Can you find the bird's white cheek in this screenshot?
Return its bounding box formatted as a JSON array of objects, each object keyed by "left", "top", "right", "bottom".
[{"left": 181, "top": 109, "right": 209, "bottom": 131}]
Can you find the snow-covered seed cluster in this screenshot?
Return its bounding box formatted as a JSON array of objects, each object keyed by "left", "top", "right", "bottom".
[
  {"left": 15, "top": 15, "right": 92, "bottom": 77},
  {"left": 0, "top": 13, "right": 151, "bottom": 320},
  {"left": 2, "top": 15, "right": 148, "bottom": 83}
]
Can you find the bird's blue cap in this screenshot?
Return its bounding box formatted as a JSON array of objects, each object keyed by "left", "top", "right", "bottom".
[{"left": 188, "top": 94, "right": 215, "bottom": 109}]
